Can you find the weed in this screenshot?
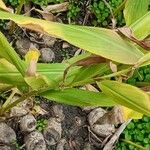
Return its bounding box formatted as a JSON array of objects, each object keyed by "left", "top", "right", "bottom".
[
  {"left": 36, "top": 118, "right": 48, "bottom": 132},
  {"left": 127, "top": 65, "right": 150, "bottom": 85},
  {"left": 90, "top": 0, "right": 125, "bottom": 27},
  {"left": 116, "top": 116, "right": 150, "bottom": 149},
  {"left": 67, "top": 0, "right": 81, "bottom": 21}
]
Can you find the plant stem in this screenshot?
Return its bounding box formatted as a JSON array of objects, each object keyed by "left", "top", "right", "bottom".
[
  {"left": 121, "top": 139, "right": 148, "bottom": 150},
  {"left": 2, "top": 88, "right": 17, "bottom": 109},
  {"left": 94, "top": 68, "right": 131, "bottom": 81},
  {"left": 0, "top": 90, "right": 37, "bottom": 115},
  {"left": 0, "top": 86, "right": 53, "bottom": 115},
  {"left": 16, "top": 0, "right": 25, "bottom": 15}
]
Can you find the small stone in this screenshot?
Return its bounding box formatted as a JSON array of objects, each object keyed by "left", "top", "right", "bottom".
[
  {"left": 62, "top": 42, "right": 70, "bottom": 49},
  {"left": 0, "top": 145, "right": 12, "bottom": 150},
  {"left": 52, "top": 105, "right": 64, "bottom": 121},
  {"left": 10, "top": 107, "right": 27, "bottom": 117},
  {"left": 15, "top": 38, "right": 39, "bottom": 56},
  {"left": 0, "top": 123, "right": 16, "bottom": 144},
  {"left": 56, "top": 139, "right": 67, "bottom": 150},
  {"left": 88, "top": 107, "right": 115, "bottom": 137},
  {"left": 88, "top": 107, "right": 106, "bottom": 126},
  {"left": 40, "top": 48, "right": 55, "bottom": 63},
  {"left": 42, "top": 35, "right": 57, "bottom": 47},
  {"left": 15, "top": 39, "right": 30, "bottom": 56},
  {"left": 24, "top": 131, "right": 46, "bottom": 150},
  {"left": 20, "top": 114, "right": 36, "bottom": 132},
  {"left": 43, "top": 117, "right": 62, "bottom": 145},
  {"left": 92, "top": 124, "right": 115, "bottom": 137}
]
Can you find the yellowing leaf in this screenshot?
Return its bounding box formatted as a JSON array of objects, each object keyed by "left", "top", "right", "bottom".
[
  {"left": 98, "top": 80, "right": 150, "bottom": 116},
  {"left": 124, "top": 0, "right": 149, "bottom": 26},
  {"left": 121, "top": 106, "right": 143, "bottom": 120},
  {"left": 134, "top": 52, "right": 150, "bottom": 67},
  {"left": 25, "top": 48, "right": 40, "bottom": 63},
  {"left": 0, "top": 0, "right": 11, "bottom": 12},
  {"left": 25, "top": 49, "right": 40, "bottom": 76},
  {"left": 130, "top": 11, "right": 150, "bottom": 39},
  {"left": 0, "top": 11, "right": 144, "bottom": 65}
]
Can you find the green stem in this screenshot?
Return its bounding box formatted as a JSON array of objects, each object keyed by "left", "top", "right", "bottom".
[
  {"left": 0, "top": 90, "right": 37, "bottom": 115},
  {"left": 94, "top": 68, "right": 131, "bottom": 80},
  {"left": 2, "top": 88, "right": 17, "bottom": 109},
  {"left": 121, "top": 139, "right": 148, "bottom": 150},
  {"left": 0, "top": 85, "right": 54, "bottom": 115},
  {"left": 16, "top": 0, "right": 25, "bottom": 15}
]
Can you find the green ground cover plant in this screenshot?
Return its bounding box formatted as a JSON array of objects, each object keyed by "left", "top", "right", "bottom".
[
  {"left": 36, "top": 118, "right": 48, "bottom": 132},
  {"left": 127, "top": 65, "right": 150, "bottom": 85},
  {"left": 90, "top": 0, "right": 125, "bottom": 26},
  {"left": 116, "top": 116, "right": 150, "bottom": 150}
]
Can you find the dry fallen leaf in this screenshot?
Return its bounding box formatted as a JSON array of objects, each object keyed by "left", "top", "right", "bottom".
[
  {"left": 34, "top": 8, "right": 55, "bottom": 21},
  {"left": 41, "top": 2, "right": 69, "bottom": 13},
  {"left": 109, "top": 61, "right": 117, "bottom": 73},
  {"left": 85, "top": 84, "right": 99, "bottom": 92},
  {"left": 32, "top": 105, "right": 48, "bottom": 116},
  {"left": 62, "top": 42, "right": 70, "bottom": 49},
  {"left": 117, "top": 27, "right": 150, "bottom": 50}
]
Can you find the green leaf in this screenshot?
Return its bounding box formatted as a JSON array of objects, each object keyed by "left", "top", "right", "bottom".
[
  {"left": 0, "top": 32, "right": 26, "bottom": 75},
  {"left": 135, "top": 52, "right": 150, "bottom": 67},
  {"left": 124, "top": 0, "right": 149, "bottom": 26},
  {"left": 0, "top": 0, "right": 10, "bottom": 11},
  {"left": 0, "top": 59, "right": 26, "bottom": 86},
  {"left": 98, "top": 80, "right": 150, "bottom": 116},
  {"left": 24, "top": 75, "right": 57, "bottom": 90},
  {"left": 121, "top": 106, "right": 143, "bottom": 120},
  {"left": 130, "top": 11, "right": 150, "bottom": 39},
  {"left": 0, "top": 11, "right": 144, "bottom": 65},
  {"left": 70, "top": 64, "right": 109, "bottom": 86},
  {"left": 41, "top": 88, "right": 116, "bottom": 106}
]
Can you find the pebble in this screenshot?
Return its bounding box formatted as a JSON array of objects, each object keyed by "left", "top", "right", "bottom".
[
  {"left": 0, "top": 123, "right": 16, "bottom": 144},
  {"left": 43, "top": 117, "right": 62, "bottom": 145},
  {"left": 24, "top": 131, "right": 46, "bottom": 150},
  {"left": 40, "top": 48, "right": 55, "bottom": 63},
  {"left": 20, "top": 114, "right": 36, "bottom": 132}
]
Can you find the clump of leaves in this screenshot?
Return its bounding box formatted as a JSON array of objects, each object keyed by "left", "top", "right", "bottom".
[
  {"left": 127, "top": 65, "right": 150, "bottom": 85},
  {"left": 116, "top": 116, "right": 150, "bottom": 150},
  {"left": 36, "top": 118, "right": 48, "bottom": 132},
  {"left": 67, "top": 0, "right": 81, "bottom": 21},
  {"left": 90, "top": 0, "right": 125, "bottom": 27},
  {"left": 4, "top": 0, "right": 19, "bottom": 7}
]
